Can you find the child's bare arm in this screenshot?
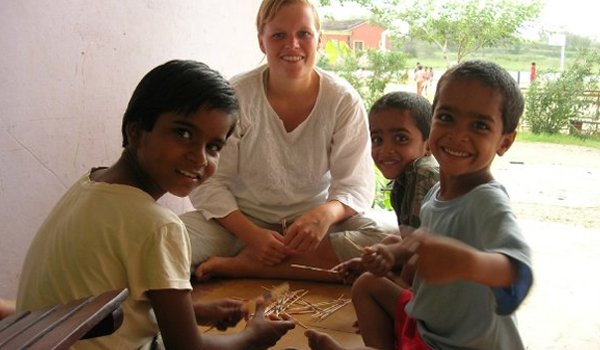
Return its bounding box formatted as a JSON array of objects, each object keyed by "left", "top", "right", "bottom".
[
  {"left": 147, "top": 289, "right": 202, "bottom": 349},
  {"left": 148, "top": 289, "right": 295, "bottom": 350},
  {"left": 193, "top": 298, "right": 244, "bottom": 330},
  {"left": 402, "top": 230, "right": 518, "bottom": 287}
]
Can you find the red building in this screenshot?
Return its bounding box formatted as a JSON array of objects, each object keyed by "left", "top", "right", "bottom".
[{"left": 321, "top": 19, "right": 390, "bottom": 51}]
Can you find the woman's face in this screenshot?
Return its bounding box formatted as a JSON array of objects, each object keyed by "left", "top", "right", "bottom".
[{"left": 258, "top": 3, "right": 320, "bottom": 80}]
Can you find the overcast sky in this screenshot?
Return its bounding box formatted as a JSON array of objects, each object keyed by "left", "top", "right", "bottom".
[{"left": 539, "top": 0, "right": 597, "bottom": 39}]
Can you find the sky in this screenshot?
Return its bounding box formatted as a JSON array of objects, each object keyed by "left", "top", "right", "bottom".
[
  {"left": 538, "top": 0, "right": 598, "bottom": 39},
  {"left": 320, "top": 0, "right": 599, "bottom": 40}
]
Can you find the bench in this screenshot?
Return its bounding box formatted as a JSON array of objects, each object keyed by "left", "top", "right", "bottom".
[{"left": 0, "top": 288, "right": 128, "bottom": 350}]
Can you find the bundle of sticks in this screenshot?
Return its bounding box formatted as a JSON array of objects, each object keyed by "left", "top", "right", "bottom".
[{"left": 259, "top": 283, "right": 352, "bottom": 328}]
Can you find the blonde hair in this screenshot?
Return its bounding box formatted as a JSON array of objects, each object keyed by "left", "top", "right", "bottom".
[{"left": 256, "top": 0, "right": 321, "bottom": 34}]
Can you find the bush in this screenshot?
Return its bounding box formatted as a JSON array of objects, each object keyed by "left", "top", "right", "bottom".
[
  {"left": 373, "top": 167, "right": 393, "bottom": 210},
  {"left": 524, "top": 49, "right": 600, "bottom": 134},
  {"left": 317, "top": 41, "right": 407, "bottom": 108}
]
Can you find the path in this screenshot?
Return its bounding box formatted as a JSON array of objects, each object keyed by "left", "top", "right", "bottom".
[{"left": 495, "top": 142, "right": 600, "bottom": 349}]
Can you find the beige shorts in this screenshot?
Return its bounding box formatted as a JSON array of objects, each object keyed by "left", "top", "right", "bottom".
[{"left": 179, "top": 209, "right": 398, "bottom": 269}]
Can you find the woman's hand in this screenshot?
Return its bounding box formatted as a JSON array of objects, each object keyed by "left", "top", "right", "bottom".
[
  {"left": 245, "top": 227, "right": 287, "bottom": 266},
  {"left": 216, "top": 211, "right": 287, "bottom": 266},
  {"left": 194, "top": 299, "right": 244, "bottom": 330},
  {"left": 283, "top": 204, "right": 341, "bottom": 254}
]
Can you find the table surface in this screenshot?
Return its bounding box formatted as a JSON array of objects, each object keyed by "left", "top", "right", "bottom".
[{"left": 192, "top": 278, "right": 363, "bottom": 350}]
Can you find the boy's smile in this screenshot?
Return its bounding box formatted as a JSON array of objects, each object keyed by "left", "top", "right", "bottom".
[
  {"left": 370, "top": 109, "right": 428, "bottom": 180},
  {"left": 430, "top": 78, "right": 515, "bottom": 197}
]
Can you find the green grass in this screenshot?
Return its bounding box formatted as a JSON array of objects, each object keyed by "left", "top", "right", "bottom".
[
  {"left": 516, "top": 131, "right": 600, "bottom": 149},
  {"left": 404, "top": 40, "right": 584, "bottom": 72}
]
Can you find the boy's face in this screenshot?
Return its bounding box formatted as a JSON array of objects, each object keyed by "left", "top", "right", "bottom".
[
  {"left": 369, "top": 108, "right": 428, "bottom": 179},
  {"left": 132, "top": 108, "right": 234, "bottom": 198},
  {"left": 429, "top": 78, "right": 515, "bottom": 181}
]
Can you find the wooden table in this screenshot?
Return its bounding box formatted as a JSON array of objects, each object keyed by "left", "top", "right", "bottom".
[{"left": 192, "top": 279, "right": 362, "bottom": 350}]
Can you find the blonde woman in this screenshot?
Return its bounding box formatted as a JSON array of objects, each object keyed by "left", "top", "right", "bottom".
[{"left": 181, "top": 0, "right": 393, "bottom": 282}]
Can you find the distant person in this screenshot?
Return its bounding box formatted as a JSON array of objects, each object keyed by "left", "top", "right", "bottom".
[
  {"left": 530, "top": 62, "right": 536, "bottom": 82},
  {"left": 17, "top": 60, "right": 295, "bottom": 350},
  {"left": 413, "top": 61, "right": 421, "bottom": 76},
  {"left": 414, "top": 65, "right": 426, "bottom": 96},
  {"left": 422, "top": 67, "right": 434, "bottom": 96},
  {"left": 305, "top": 60, "right": 534, "bottom": 350}
]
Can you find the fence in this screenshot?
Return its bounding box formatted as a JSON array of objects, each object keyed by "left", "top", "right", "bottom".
[{"left": 570, "top": 90, "right": 600, "bottom": 135}]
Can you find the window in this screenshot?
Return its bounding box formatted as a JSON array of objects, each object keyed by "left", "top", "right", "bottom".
[{"left": 353, "top": 40, "right": 364, "bottom": 51}]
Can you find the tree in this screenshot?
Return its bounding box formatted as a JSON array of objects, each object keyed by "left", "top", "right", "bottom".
[
  {"left": 318, "top": 40, "right": 407, "bottom": 108},
  {"left": 321, "top": 0, "right": 542, "bottom": 65}
]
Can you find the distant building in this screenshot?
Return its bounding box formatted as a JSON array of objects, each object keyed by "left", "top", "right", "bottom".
[{"left": 321, "top": 19, "right": 390, "bottom": 51}]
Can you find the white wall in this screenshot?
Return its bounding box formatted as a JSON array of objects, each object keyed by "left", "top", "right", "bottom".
[{"left": 0, "top": 0, "right": 263, "bottom": 297}]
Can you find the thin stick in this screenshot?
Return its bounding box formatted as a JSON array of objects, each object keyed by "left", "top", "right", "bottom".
[
  {"left": 290, "top": 264, "right": 336, "bottom": 274},
  {"left": 344, "top": 236, "right": 364, "bottom": 252}
]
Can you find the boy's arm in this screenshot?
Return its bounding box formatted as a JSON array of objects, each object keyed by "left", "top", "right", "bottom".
[
  {"left": 402, "top": 231, "right": 518, "bottom": 287},
  {"left": 147, "top": 289, "right": 203, "bottom": 349},
  {"left": 148, "top": 289, "right": 295, "bottom": 350},
  {"left": 468, "top": 250, "right": 518, "bottom": 287},
  {"left": 193, "top": 298, "right": 244, "bottom": 330}
]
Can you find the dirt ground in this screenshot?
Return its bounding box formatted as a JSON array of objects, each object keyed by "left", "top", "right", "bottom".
[
  {"left": 494, "top": 141, "right": 600, "bottom": 229},
  {"left": 494, "top": 141, "right": 600, "bottom": 349}
]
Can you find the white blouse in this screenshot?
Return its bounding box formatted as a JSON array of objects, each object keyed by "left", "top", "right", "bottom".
[{"left": 189, "top": 65, "right": 374, "bottom": 223}]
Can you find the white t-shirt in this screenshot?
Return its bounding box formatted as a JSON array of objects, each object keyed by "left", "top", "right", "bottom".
[
  {"left": 190, "top": 65, "right": 374, "bottom": 223},
  {"left": 17, "top": 173, "right": 192, "bottom": 350}
]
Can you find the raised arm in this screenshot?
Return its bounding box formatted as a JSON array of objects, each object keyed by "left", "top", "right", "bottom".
[{"left": 400, "top": 231, "right": 518, "bottom": 287}]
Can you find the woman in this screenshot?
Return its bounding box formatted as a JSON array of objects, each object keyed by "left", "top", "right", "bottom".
[{"left": 180, "top": 0, "right": 394, "bottom": 282}]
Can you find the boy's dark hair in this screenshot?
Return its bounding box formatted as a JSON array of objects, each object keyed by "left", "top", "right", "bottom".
[
  {"left": 432, "top": 60, "right": 524, "bottom": 134},
  {"left": 369, "top": 91, "right": 432, "bottom": 140},
  {"left": 121, "top": 60, "right": 239, "bottom": 147}
]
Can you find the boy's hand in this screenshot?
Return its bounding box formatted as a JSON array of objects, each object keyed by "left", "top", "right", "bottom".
[
  {"left": 246, "top": 228, "right": 287, "bottom": 266},
  {"left": 401, "top": 229, "right": 475, "bottom": 284},
  {"left": 361, "top": 244, "right": 395, "bottom": 277},
  {"left": 244, "top": 298, "right": 295, "bottom": 350},
  {"left": 194, "top": 299, "right": 244, "bottom": 330},
  {"left": 332, "top": 257, "right": 365, "bottom": 284}
]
